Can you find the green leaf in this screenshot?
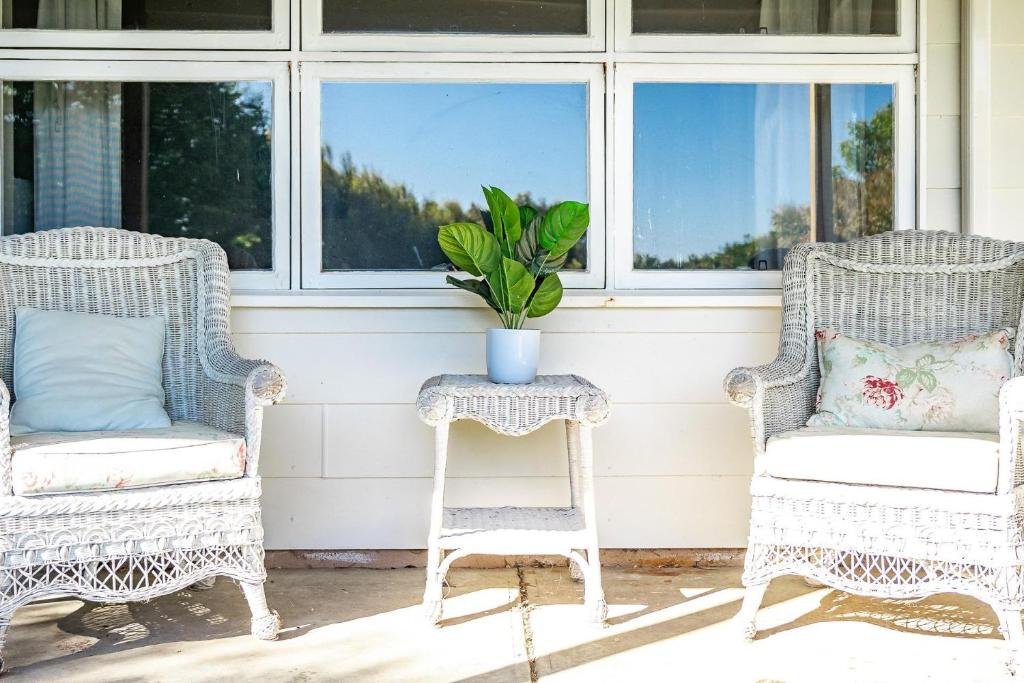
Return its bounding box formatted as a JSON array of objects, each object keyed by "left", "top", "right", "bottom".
[
  {"left": 527, "top": 273, "right": 563, "bottom": 318},
  {"left": 852, "top": 355, "right": 867, "bottom": 367},
  {"left": 437, "top": 223, "right": 500, "bottom": 277},
  {"left": 918, "top": 371, "right": 938, "bottom": 392},
  {"left": 519, "top": 205, "right": 538, "bottom": 233},
  {"left": 916, "top": 354, "right": 936, "bottom": 367},
  {"left": 490, "top": 257, "right": 535, "bottom": 317},
  {"left": 482, "top": 186, "right": 521, "bottom": 258},
  {"left": 896, "top": 368, "right": 918, "bottom": 387},
  {"left": 538, "top": 201, "right": 590, "bottom": 259},
  {"left": 516, "top": 213, "right": 542, "bottom": 264},
  {"left": 446, "top": 275, "right": 502, "bottom": 314},
  {"left": 530, "top": 249, "right": 568, "bottom": 276}
]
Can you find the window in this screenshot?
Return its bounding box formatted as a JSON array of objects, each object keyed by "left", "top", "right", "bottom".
[
  {"left": 1, "top": 0, "right": 921, "bottom": 294},
  {"left": 0, "top": 0, "right": 289, "bottom": 48},
  {"left": 322, "top": 0, "right": 587, "bottom": 35},
  {"left": 0, "top": 62, "right": 291, "bottom": 289},
  {"left": 617, "top": 0, "right": 916, "bottom": 52},
  {"left": 614, "top": 64, "right": 916, "bottom": 288},
  {"left": 300, "top": 63, "right": 605, "bottom": 288},
  {"left": 302, "top": 0, "right": 604, "bottom": 51}
]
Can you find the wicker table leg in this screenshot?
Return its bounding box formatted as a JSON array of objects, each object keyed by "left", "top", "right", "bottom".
[
  {"left": 424, "top": 423, "right": 450, "bottom": 625},
  {"left": 575, "top": 423, "right": 607, "bottom": 624}
]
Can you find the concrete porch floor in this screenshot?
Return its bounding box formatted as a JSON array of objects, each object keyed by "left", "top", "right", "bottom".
[{"left": 4, "top": 566, "right": 1016, "bottom": 682}]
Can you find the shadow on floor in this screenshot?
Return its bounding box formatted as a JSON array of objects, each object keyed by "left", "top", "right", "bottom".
[
  {"left": 460, "top": 569, "right": 1005, "bottom": 682},
  {"left": 758, "top": 589, "right": 1001, "bottom": 640}
]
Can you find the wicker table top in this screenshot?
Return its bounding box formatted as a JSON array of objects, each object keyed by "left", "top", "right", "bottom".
[{"left": 416, "top": 374, "right": 611, "bottom": 435}]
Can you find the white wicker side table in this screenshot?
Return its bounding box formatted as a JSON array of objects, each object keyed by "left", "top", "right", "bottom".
[{"left": 416, "top": 374, "right": 611, "bottom": 625}]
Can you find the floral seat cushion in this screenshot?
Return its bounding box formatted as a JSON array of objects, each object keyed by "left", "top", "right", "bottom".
[
  {"left": 808, "top": 328, "right": 1013, "bottom": 432},
  {"left": 764, "top": 427, "right": 1000, "bottom": 493},
  {"left": 12, "top": 421, "right": 246, "bottom": 496}
]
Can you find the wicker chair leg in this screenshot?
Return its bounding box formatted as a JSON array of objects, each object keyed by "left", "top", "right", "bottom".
[
  {"left": 190, "top": 576, "right": 217, "bottom": 591},
  {"left": 735, "top": 582, "right": 769, "bottom": 642},
  {"left": 240, "top": 581, "right": 280, "bottom": 641},
  {"left": 0, "top": 612, "right": 10, "bottom": 673},
  {"left": 997, "top": 609, "right": 1024, "bottom": 674}
]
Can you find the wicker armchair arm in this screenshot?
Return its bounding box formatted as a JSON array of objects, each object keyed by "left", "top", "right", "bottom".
[
  {"left": 998, "top": 376, "right": 1024, "bottom": 493},
  {"left": 0, "top": 377, "right": 9, "bottom": 495},
  {"left": 723, "top": 356, "right": 808, "bottom": 409},
  {"left": 199, "top": 349, "right": 286, "bottom": 477},
  {"left": 724, "top": 354, "right": 818, "bottom": 453},
  {"left": 205, "top": 350, "right": 287, "bottom": 406}
]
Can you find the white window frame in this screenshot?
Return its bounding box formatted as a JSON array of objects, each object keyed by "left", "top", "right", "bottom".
[
  {"left": 301, "top": 0, "right": 604, "bottom": 52},
  {"left": 613, "top": 62, "right": 917, "bottom": 290},
  {"left": 300, "top": 61, "right": 606, "bottom": 289},
  {"left": 0, "top": 0, "right": 289, "bottom": 49},
  {"left": 0, "top": 60, "right": 292, "bottom": 290},
  {"left": 616, "top": 0, "right": 916, "bottom": 54}
]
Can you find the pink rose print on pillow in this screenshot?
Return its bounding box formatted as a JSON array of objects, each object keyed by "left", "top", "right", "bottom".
[{"left": 862, "top": 375, "right": 904, "bottom": 410}]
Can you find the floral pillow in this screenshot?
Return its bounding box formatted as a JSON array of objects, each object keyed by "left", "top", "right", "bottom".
[{"left": 807, "top": 328, "right": 1014, "bottom": 433}]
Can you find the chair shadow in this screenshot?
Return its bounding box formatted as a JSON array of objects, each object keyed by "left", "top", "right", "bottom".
[
  {"left": 9, "top": 573, "right": 338, "bottom": 674},
  {"left": 757, "top": 589, "right": 1001, "bottom": 641}
]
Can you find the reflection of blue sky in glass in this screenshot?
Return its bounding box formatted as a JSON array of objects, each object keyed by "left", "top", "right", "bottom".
[
  {"left": 321, "top": 82, "right": 588, "bottom": 208},
  {"left": 633, "top": 82, "right": 893, "bottom": 264},
  {"left": 236, "top": 81, "right": 271, "bottom": 107}
]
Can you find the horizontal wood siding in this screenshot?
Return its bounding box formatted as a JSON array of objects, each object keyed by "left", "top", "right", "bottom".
[{"left": 238, "top": 306, "right": 779, "bottom": 549}]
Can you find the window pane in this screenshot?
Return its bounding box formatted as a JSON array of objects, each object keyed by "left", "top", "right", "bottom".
[
  {"left": 322, "top": 0, "right": 587, "bottom": 35},
  {"left": 3, "top": 80, "right": 274, "bottom": 270},
  {"left": 4, "top": 0, "right": 272, "bottom": 31},
  {"left": 319, "top": 82, "right": 589, "bottom": 271},
  {"left": 631, "top": 0, "right": 897, "bottom": 36},
  {"left": 823, "top": 84, "right": 895, "bottom": 241},
  {"left": 633, "top": 83, "right": 811, "bottom": 271}
]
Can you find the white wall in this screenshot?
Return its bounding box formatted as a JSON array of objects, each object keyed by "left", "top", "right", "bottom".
[
  {"left": 926, "top": 0, "right": 963, "bottom": 231},
  {"left": 989, "top": 0, "right": 1024, "bottom": 238},
  {"left": 239, "top": 2, "right": 967, "bottom": 551}
]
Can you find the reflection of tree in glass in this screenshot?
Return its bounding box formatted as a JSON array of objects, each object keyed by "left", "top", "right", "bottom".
[
  {"left": 147, "top": 83, "right": 273, "bottom": 270},
  {"left": 320, "top": 149, "right": 585, "bottom": 271},
  {"left": 833, "top": 102, "right": 894, "bottom": 240},
  {"left": 636, "top": 102, "right": 893, "bottom": 271}
]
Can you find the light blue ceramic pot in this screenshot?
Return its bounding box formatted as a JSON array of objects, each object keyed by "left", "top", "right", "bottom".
[{"left": 486, "top": 328, "right": 540, "bottom": 384}]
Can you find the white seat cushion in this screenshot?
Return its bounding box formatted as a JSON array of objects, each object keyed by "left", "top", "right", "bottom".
[
  {"left": 763, "top": 427, "right": 1000, "bottom": 494},
  {"left": 12, "top": 421, "right": 246, "bottom": 496}
]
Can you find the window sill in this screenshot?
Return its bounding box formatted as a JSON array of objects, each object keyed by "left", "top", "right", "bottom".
[{"left": 230, "top": 289, "right": 783, "bottom": 309}]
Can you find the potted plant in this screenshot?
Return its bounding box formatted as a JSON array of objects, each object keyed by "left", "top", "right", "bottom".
[{"left": 437, "top": 186, "right": 589, "bottom": 384}]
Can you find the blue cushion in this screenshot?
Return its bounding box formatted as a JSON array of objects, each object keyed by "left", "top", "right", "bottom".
[{"left": 10, "top": 308, "right": 171, "bottom": 435}]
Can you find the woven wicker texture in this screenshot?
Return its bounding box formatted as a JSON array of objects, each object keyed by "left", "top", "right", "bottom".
[
  {"left": 0, "top": 227, "right": 287, "bottom": 670},
  {"left": 723, "top": 231, "right": 1024, "bottom": 663},
  {"left": 417, "top": 375, "right": 609, "bottom": 624},
  {"left": 417, "top": 374, "right": 611, "bottom": 435}
]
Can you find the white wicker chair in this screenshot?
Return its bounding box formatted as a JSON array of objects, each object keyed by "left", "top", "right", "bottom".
[
  {"left": 724, "top": 230, "right": 1024, "bottom": 662},
  {"left": 0, "top": 227, "right": 286, "bottom": 672}
]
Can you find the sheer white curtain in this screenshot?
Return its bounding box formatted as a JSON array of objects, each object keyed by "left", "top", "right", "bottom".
[
  {"left": 760, "top": 0, "right": 876, "bottom": 34},
  {"left": 33, "top": 0, "right": 123, "bottom": 230}
]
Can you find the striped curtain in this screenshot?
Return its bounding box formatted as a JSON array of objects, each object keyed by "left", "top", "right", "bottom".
[{"left": 33, "top": 0, "right": 123, "bottom": 230}]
